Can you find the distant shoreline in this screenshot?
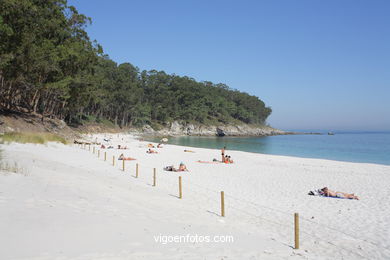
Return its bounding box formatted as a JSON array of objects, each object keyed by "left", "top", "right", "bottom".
[{"left": 142, "top": 132, "right": 390, "bottom": 166}]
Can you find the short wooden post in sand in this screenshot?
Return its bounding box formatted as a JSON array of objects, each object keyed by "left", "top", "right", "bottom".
[
  {"left": 122, "top": 159, "right": 125, "bottom": 171},
  {"left": 136, "top": 163, "right": 139, "bottom": 178},
  {"left": 112, "top": 155, "right": 115, "bottom": 166},
  {"left": 89, "top": 145, "right": 91, "bottom": 151},
  {"left": 294, "top": 213, "right": 299, "bottom": 249},
  {"left": 221, "top": 191, "right": 225, "bottom": 217},
  {"left": 93, "top": 146, "right": 95, "bottom": 154},
  {"left": 153, "top": 168, "right": 156, "bottom": 186},
  {"left": 104, "top": 152, "right": 107, "bottom": 161},
  {"left": 98, "top": 150, "right": 100, "bottom": 158},
  {"left": 179, "top": 176, "right": 182, "bottom": 199}
]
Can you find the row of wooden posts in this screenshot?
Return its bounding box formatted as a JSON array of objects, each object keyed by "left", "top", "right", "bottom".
[{"left": 80, "top": 143, "right": 300, "bottom": 249}]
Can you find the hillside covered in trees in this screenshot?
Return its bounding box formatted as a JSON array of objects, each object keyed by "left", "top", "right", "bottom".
[{"left": 0, "top": 0, "right": 272, "bottom": 129}]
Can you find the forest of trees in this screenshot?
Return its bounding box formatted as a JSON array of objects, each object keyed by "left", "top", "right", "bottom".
[{"left": 0, "top": 0, "right": 272, "bottom": 128}]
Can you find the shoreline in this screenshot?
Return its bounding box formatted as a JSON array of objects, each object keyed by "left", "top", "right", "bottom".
[{"left": 141, "top": 134, "right": 390, "bottom": 167}]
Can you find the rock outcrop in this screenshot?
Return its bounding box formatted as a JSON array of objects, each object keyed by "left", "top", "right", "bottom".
[{"left": 137, "top": 121, "right": 287, "bottom": 137}]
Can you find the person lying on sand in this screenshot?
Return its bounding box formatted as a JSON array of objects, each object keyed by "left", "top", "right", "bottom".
[
  {"left": 107, "top": 145, "right": 114, "bottom": 149},
  {"left": 146, "top": 148, "right": 158, "bottom": 154},
  {"left": 117, "top": 145, "right": 128, "bottom": 149},
  {"left": 309, "top": 187, "right": 359, "bottom": 200},
  {"left": 118, "top": 153, "right": 136, "bottom": 161},
  {"left": 321, "top": 187, "right": 359, "bottom": 200},
  {"left": 164, "top": 163, "right": 189, "bottom": 172},
  {"left": 184, "top": 149, "right": 195, "bottom": 153},
  {"left": 147, "top": 143, "right": 155, "bottom": 148},
  {"left": 197, "top": 159, "right": 221, "bottom": 164},
  {"left": 157, "top": 143, "right": 163, "bottom": 148}
]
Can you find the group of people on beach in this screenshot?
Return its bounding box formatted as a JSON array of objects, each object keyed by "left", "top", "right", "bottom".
[
  {"left": 100, "top": 144, "right": 127, "bottom": 149},
  {"left": 146, "top": 143, "right": 164, "bottom": 154},
  {"left": 83, "top": 137, "right": 361, "bottom": 200}
]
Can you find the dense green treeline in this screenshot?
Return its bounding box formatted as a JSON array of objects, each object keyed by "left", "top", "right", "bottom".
[{"left": 0, "top": 0, "right": 272, "bottom": 128}]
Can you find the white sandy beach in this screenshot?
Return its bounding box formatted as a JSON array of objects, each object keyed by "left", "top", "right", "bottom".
[{"left": 1, "top": 133, "right": 390, "bottom": 259}]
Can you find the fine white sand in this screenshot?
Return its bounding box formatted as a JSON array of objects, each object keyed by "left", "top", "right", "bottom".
[{"left": 1, "top": 133, "right": 390, "bottom": 259}]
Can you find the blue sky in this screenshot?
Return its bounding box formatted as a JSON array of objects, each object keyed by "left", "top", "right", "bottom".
[{"left": 69, "top": 0, "right": 390, "bottom": 131}]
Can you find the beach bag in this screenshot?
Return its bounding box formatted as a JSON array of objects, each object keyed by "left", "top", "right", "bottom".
[{"left": 164, "top": 166, "right": 173, "bottom": 171}]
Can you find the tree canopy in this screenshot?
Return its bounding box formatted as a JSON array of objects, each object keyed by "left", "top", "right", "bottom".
[{"left": 0, "top": 0, "right": 272, "bottom": 128}]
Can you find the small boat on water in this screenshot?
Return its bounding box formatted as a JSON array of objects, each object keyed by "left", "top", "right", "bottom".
[{"left": 328, "top": 132, "right": 335, "bottom": 135}]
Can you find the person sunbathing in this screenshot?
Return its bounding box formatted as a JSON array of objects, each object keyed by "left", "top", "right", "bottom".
[
  {"left": 320, "top": 187, "right": 359, "bottom": 200},
  {"left": 157, "top": 143, "right": 163, "bottom": 148},
  {"left": 146, "top": 148, "right": 158, "bottom": 154},
  {"left": 197, "top": 159, "right": 220, "bottom": 163},
  {"left": 184, "top": 149, "right": 195, "bottom": 153},
  {"left": 164, "top": 163, "right": 188, "bottom": 172},
  {"left": 100, "top": 144, "right": 106, "bottom": 149},
  {"left": 147, "top": 143, "right": 155, "bottom": 148},
  {"left": 118, "top": 153, "right": 136, "bottom": 161}
]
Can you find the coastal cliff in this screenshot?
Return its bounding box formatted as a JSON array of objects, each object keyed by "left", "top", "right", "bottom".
[{"left": 136, "top": 121, "right": 286, "bottom": 137}]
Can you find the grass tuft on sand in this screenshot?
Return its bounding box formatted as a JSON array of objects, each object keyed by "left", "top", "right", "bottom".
[{"left": 0, "top": 132, "right": 67, "bottom": 145}]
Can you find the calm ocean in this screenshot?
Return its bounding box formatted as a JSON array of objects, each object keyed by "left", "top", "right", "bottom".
[{"left": 148, "top": 131, "right": 390, "bottom": 165}]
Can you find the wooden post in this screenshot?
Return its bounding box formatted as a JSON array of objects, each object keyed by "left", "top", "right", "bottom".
[
  {"left": 122, "top": 159, "right": 125, "bottom": 171},
  {"left": 93, "top": 147, "right": 95, "bottom": 154},
  {"left": 112, "top": 156, "right": 115, "bottom": 166},
  {"left": 179, "top": 176, "right": 182, "bottom": 199},
  {"left": 294, "top": 213, "right": 299, "bottom": 249},
  {"left": 104, "top": 152, "right": 107, "bottom": 161},
  {"left": 136, "top": 163, "right": 139, "bottom": 178},
  {"left": 221, "top": 191, "right": 225, "bottom": 217},
  {"left": 89, "top": 145, "right": 91, "bottom": 151},
  {"left": 98, "top": 150, "right": 100, "bottom": 158},
  {"left": 153, "top": 168, "right": 156, "bottom": 186}
]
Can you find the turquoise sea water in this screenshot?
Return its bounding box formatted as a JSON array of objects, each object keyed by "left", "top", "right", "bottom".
[{"left": 148, "top": 132, "right": 390, "bottom": 165}]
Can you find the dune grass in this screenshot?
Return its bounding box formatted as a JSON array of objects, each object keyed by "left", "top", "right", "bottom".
[
  {"left": 0, "top": 147, "right": 26, "bottom": 175},
  {"left": 0, "top": 132, "right": 67, "bottom": 144},
  {"left": 0, "top": 161, "right": 26, "bottom": 175}
]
